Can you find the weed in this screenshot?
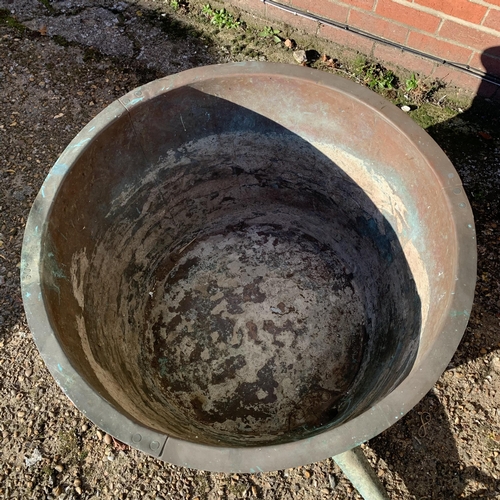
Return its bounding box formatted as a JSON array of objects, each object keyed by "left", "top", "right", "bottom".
[
  {"left": 170, "top": 0, "right": 180, "bottom": 10},
  {"left": 365, "top": 63, "right": 396, "bottom": 90},
  {"left": 58, "top": 430, "right": 78, "bottom": 458},
  {"left": 405, "top": 73, "right": 419, "bottom": 91},
  {"left": 83, "top": 47, "right": 104, "bottom": 62},
  {"left": 228, "top": 482, "right": 248, "bottom": 496},
  {"left": 202, "top": 4, "right": 240, "bottom": 29},
  {"left": 259, "top": 26, "right": 281, "bottom": 44},
  {"left": 0, "top": 9, "right": 27, "bottom": 33},
  {"left": 351, "top": 55, "right": 368, "bottom": 76},
  {"left": 41, "top": 464, "right": 53, "bottom": 477},
  {"left": 53, "top": 35, "right": 70, "bottom": 47}
]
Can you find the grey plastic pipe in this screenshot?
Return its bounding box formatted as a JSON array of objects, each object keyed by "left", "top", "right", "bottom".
[{"left": 333, "top": 446, "right": 390, "bottom": 500}]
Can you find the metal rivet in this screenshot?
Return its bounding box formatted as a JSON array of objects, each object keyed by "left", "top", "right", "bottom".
[
  {"left": 458, "top": 202, "right": 466, "bottom": 208},
  {"left": 150, "top": 441, "right": 160, "bottom": 451},
  {"left": 453, "top": 187, "right": 461, "bottom": 195},
  {"left": 132, "top": 433, "right": 142, "bottom": 443}
]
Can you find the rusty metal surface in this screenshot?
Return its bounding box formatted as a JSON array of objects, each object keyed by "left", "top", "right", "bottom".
[{"left": 21, "top": 62, "right": 476, "bottom": 472}]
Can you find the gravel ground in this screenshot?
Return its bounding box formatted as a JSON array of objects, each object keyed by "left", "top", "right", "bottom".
[{"left": 1, "top": 1, "right": 499, "bottom": 499}]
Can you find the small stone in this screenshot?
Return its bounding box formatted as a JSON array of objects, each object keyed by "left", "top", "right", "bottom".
[
  {"left": 251, "top": 485, "right": 257, "bottom": 496},
  {"left": 328, "top": 474, "right": 336, "bottom": 489},
  {"left": 54, "top": 464, "right": 64, "bottom": 473},
  {"left": 75, "top": 486, "right": 82, "bottom": 494},
  {"left": 480, "top": 348, "right": 487, "bottom": 354},
  {"left": 24, "top": 368, "right": 33, "bottom": 377},
  {"left": 401, "top": 105, "right": 411, "bottom": 112},
  {"left": 53, "top": 485, "right": 63, "bottom": 496},
  {"left": 293, "top": 50, "right": 307, "bottom": 64},
  {"left": 303, "top": 470, "right": 311, "bottom": 479},
  {"left": 490, "top": 357, "right": 500, "bottom": 374},
  {"left": 81, "top": 424, "right": 89, "bottom": 432},
  {"left": 74, "top": 479, "right": 82, "bottom": 487},
  {"left": 104, "top": 434, "right": 112, "bottom": 445},
  {"left": 107, "top": 453, "right": 115, "bottom": 461},
  {"left": 96, "top": 430, "right": 104, "bottom": 440},
  {"left": 284, "top": 38, "right": 296, "bottom": 49},
  {"left": 321, "top": 489, "right": 330, "bottom": 494}
]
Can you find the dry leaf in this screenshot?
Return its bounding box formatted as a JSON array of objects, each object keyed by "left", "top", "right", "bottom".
[
  {"left": 478, "top": 131, "right": 492, "bottom": 140},
  {"left": 112, "top": 437, "right": 129, "bottom": 451}
]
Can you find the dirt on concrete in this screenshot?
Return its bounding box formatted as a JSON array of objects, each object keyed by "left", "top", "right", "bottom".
[{"left": 0, "top": 1, "right": 499, "bottom": 499}]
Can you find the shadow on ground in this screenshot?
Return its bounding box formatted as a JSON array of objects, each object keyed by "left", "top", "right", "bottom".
[
  {"left": 0, "top": 2, "right": 499, "bottom": 499},
  {"left": 371, "top": 47, "right": 500, "bottom": 500}
]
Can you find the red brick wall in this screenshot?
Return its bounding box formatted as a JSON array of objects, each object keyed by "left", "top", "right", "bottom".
[{"left": 232, "top": 0, "right": 500, "bottom": 95}]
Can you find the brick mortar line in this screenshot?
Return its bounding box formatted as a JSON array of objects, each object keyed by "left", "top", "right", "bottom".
[
  {"left": 469, "top": 0, "right": 500, "bottom": 10},
  {"left": 263, "top": 0, "right": 500, "bottom": 85},
  {"left": 380, "top": 0, "right": 500, "bottom": 35},
  {"left": 329, "top": 5, "right": 498, "bottom": 51},
  {"left": 480, "top": 7, "right": 490, "bottom": 25}
]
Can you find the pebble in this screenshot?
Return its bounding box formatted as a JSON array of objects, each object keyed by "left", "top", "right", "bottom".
[
  {"left": 81, "top": 423, "right": 89, "bottom": 432},
  {"left": 53, "top": 485, "right": 63, "bottom": 496},
  {"left": 104, "top": 433, "right": 112, "bottom": 445},
  {"left": 490, "top": 357, "right": 500, "bottom": 374},
  {"left": 96, "top": 430, "right": 104, "bottom": 440},
  {"left": 328, "top": 474, "right": 336, "bottom": 489},
  {"left": 107, "top": 453, "right": 115, "bottom": 461},
  {"left": 401, "top": 105, "right": 411, "bottom": 112},
  {"left": 25, "top": 368, "right": 33, "bottom": 377},
  {"left": 251, "top": 485, "right": 257, "bottom": 496},
  {"left": 293, "top": 50, "right": 307, "bottom": 64},
  {"left": 54, "top": 464, "right": 64, "bottom": 473},
  {"left": 303, "top": 470, "right": 311, "bottom": 479},
  {"left": 75, "top": 486, "right": 82, "bottom": 494},
  {"left": 74, "top": 479, "right": 82, "bottom": 487}
]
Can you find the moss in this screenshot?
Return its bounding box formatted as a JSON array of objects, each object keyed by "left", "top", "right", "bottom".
[
  {"left": 53, "top": 35, "right": 70, "bottom": 47},
  {"left": 37, "top": 0, "right": 56, "bottom": 14},
  {"left": 83, "top": 47, "right": 104, "bottom": 63},
  {"left": 0, "top": 9, "right": 27, "bottom": 33},
  {"left": 408, "top": 103, "right": 458, "bottom": 129}
]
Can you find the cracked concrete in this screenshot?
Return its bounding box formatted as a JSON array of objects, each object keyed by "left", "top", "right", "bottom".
[{"left": 2, "top": 0, "right": 214, "bottom": 74}]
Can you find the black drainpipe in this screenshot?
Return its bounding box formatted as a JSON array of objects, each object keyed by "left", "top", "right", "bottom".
[{"left": 261, "top": 0, "right": 500, "bottom": 87}]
